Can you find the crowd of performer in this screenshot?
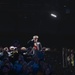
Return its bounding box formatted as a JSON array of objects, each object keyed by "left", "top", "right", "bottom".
[
  {"left": 0, "top": 35, "right": 74, "bottom": 75},
  {"left": 0, "top": 35, "right": 52, "bottom": 75}
]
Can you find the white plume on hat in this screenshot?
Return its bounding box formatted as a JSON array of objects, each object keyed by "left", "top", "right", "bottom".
[
  {"left": 33, "top": 35, "right": 39, "bottom": 39},
  {"left": 9, "top": 46, "right": 17, "bottom": 50}
]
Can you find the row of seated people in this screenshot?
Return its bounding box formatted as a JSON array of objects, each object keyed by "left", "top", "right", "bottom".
[{"left": 0, "top": 46, "right": 49, "bottom": 57}]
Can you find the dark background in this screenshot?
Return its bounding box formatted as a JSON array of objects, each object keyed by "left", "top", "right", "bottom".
[{"left": 0, "top": 0, "right": 75, "bottom": 48}]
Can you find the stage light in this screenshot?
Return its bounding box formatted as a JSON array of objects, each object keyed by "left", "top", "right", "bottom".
[{"left": 51, "top": 13, "right": 57, "bottom": 18}]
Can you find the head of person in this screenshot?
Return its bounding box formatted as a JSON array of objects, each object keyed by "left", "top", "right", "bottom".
[
  {"left": 33, "top": 35, "right": 39, "bottom": 43},
  {"left": 3, "top": 57, "right": 9, "bottom": 64},
  {"left": 21, "top": 47, "right": 27, "bottom": 51},
  {"left": 3, "top": 47, "right": 9, "bottom": 52},
  {"left": 9, "top": 46, "right": 17, "bottom": 51},
  {"left": 18, "top": 54, "right": 24, "bottom": 63}
]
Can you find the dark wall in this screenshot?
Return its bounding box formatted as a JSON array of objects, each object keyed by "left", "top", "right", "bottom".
[
  {"left": 0, "top": 0, "right": 74, "bottom": 34},
  {"left": 0, "top": 0, "right": 75, "bottom": 47}
]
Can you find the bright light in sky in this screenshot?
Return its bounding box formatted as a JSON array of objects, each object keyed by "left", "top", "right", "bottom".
[{"left": 51, "top": 13, "right": 57, "bottom": 18}]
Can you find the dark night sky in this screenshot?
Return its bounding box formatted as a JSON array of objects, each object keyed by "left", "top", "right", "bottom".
[{"left": 0, "top": 0, "right": 75, "bottom": 47}]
